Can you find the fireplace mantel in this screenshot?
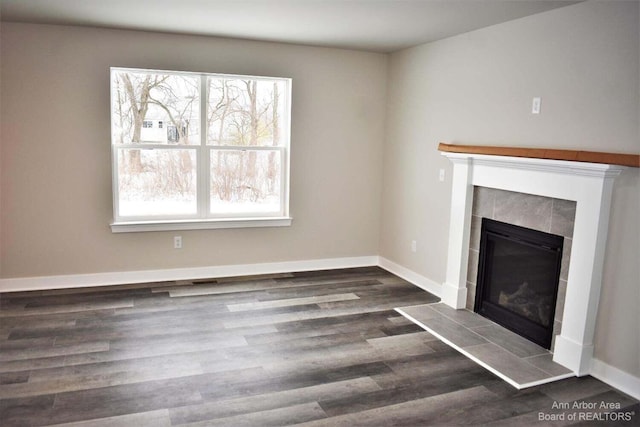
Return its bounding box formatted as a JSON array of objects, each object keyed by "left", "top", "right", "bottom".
[
  {"left": 438, "top": 143, "right": 640, "bottom": 167},
  {"left": 439, "top": 143, "right": 628, "bottom": 377}
]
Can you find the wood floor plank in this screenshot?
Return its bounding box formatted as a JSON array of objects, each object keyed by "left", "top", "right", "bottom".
[
  {"left": 0, "top": 337, "right": 56, "bottom": 350},
  {"left": 45, "top": 409, "right": 172, "bottom": 427},
  {"left": 1, "top": 356, "right": 206, "bottom": 399},
  {"left": 320, "top": 369, "right": 497, "bottom": 417},
  {"left": 0, "top": 299, "right": 134, "bottom": 318},
  {"left": 169, "top": 377, "right": 381, "bottom": 425},
  {"left": 160, "top": 279, "right": 280, "bottom": 297},
  {"left": 0, "top": 395, "right": 56, "bottom": 426},
  {"left": 366, "top": 331, "right": 437, "bottom": 358},
  {"left": 0, "top": 355, "right": 69, "bottom": 374},
  {"left": 178, "top": 402, "right": 327, "bottom": 427},
  {"left": 60, "top": 334, "right": 247, "bottom": 365},
  {"left": 294, "top": 385, "right": 497, "bottom": 426},
  {"left": 227, "top": 293, "right": 360, "bottom": 312},
  {"left": 23, "top": 380, "right": 204, "bottom": 426},
  {"left": 0, "top": 342, "right": 110, "bottom": 362}
]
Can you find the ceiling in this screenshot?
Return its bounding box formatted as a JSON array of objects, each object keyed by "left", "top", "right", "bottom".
[{"left": 0, "top": 0, "right": 579, "bottom": 53}]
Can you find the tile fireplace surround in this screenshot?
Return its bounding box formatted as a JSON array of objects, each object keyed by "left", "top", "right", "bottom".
[{"left": 440, "top": 148, "right": 626, "bottom": 378}]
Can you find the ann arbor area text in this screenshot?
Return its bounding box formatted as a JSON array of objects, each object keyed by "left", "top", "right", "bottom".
[{"left": 551, "top": 401, "right": 622, "bottom": 410}]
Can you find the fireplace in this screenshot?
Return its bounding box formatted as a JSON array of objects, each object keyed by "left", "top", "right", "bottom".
[
  {"left": 440, "top": 146, "right": 625, "bottom": 375},
  {"left": 474, "top": 218, "right": 563, "bottom": 349}
]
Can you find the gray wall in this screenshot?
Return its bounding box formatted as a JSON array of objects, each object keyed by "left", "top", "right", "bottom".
[
  {"left": 381, "top": 0, "right": 639, "bottom": 376},
  {"left": 0, "top": 23, "right": 388, "bottom": 277}
]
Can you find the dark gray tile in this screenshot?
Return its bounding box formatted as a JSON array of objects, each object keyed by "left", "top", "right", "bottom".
[
  {"left": 551, "top": 198, "right": 576, "bottom": 237},
  {"left": 465, "top": 343, "right": 552, "bottom": 385},
  {"left": 552, "top": 320, "right": 561, "bottom": 350},
  {"left": 466, "top": 282, "right": 477, "bottom": 311},
  {"left": 467, "top": 248, "right": 479, "bottom": 285},
  {"left": 470, "top": 324, "right": 549, "bottom": 358},
  {"left": 427, "top": 303, "right": 493, "bottom": 328},
  {"left": 395, "top": 305, "right": 439, "bottom": 324},
  {"left": 418, "top": 314, "right": 488, "bottom": 347},
  {"left": 494, "top": 190, "right": 552, "bottom": 232},
  {"left": 524, "top": 354, "right": 572, "bottom": 376},
  {"left": 560, "top": 237, "right": 572, "bottom": 281},
  {"left": 555, "top": 279, "right": 567, "bottom": 322},
  {"left": 473, "top": 186, "right": 496, "bottom": 217},
  {"left": 470, "top": 214, "right": 482, "bottom": 250}
]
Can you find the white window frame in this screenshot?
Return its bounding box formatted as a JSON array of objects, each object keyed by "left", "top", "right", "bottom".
[{"left": 110, "top": 67, "right": 292, "bottom": 233}]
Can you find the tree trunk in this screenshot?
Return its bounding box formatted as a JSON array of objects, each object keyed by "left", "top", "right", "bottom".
[
  {"left": 245, "top": 80, "right": 259, "bottom": 195},
  {"left": 122, "top": 74, "right": 153, "bottom": 173},
  {"left": 268, "top": 82, "right": 280, "bottom": 193}
]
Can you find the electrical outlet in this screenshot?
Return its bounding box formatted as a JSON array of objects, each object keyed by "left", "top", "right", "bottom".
[
  {"left": 174, "top": 236, "right": 182, "bottom": 249},
  {"left": 532, "top": 97, "right": 541, "bottom": 114},
  {"left": 411, "top": 240, "right": 417, "bottom": 253},
  {"left": 439, "top": 169, "right": 445, "bottom": 182}
]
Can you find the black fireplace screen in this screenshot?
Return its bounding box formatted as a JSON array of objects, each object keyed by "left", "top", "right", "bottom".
[{"left": 474, "top": 218, "right": 563, "bottom": 349}]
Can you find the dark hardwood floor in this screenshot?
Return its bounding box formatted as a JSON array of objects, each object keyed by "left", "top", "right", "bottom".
[{"left": 0, "top": 267, "right": 637, "bottom": 426}]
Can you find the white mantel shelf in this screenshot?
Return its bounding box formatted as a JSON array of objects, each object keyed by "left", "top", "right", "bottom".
[{"left": 439, "top": 144, "right": 627, "bottom": 378}]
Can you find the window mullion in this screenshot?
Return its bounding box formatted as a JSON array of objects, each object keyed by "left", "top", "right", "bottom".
[
  {"left": 112, "top": 145, "right": 121, "bottom": 222},
  {"left": 198, "top": 75, "right": 210, "bottom": 218}
]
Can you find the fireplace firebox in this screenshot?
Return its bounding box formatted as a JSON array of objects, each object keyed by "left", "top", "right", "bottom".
[{"left": 474, "top": 218, "right": 563, "bottom": 349}]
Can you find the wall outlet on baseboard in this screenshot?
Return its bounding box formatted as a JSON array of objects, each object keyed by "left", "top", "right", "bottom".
[{"left": 174, "top": 236, "right": 182, "bottom": 249}]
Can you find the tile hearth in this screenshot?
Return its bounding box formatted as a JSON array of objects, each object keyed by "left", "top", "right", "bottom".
[{"left": 397, "top": 303, "right": 573, "bottom": 389}]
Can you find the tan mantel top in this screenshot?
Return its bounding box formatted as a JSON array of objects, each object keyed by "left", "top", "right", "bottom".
[{"left": 438, "top": 143, "right": 640, "bottom": 168}]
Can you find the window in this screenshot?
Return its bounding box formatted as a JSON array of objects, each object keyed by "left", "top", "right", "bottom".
[{"left": 110, "top": 67, "right": 291, "bottom": 232}]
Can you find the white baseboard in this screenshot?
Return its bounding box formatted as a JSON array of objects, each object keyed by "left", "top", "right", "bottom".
[
  {"left": 1, "top": 255, "right": 443, "bottom": 296},
  {"left": 378, "top": 257, "right": 441, "bottom": 297},
  {"left": 591, "top": 358, "right": 640, "bottom": 401},
  {"left": 0, "top": 256, "right": 379, "bottom": 293},
  {"left": 0, "top": 255, "right": 442, "bottom": 297}
]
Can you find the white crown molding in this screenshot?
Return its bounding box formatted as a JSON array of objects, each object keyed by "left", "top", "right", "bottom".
[{"left": 442, "top": 153, "right": 625, "bottom": 178}]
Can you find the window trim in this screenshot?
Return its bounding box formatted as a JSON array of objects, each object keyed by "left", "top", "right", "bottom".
[
  {"left": 109, "top": 67, "right": 292, "bottom": 232},
  {"left": 110, "top": 217, "right": 293, "bottom": 233}
]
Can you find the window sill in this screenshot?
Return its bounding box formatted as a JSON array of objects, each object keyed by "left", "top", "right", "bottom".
[{"left": 110, "top": 217, "right": 293, "bottom": 233}]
